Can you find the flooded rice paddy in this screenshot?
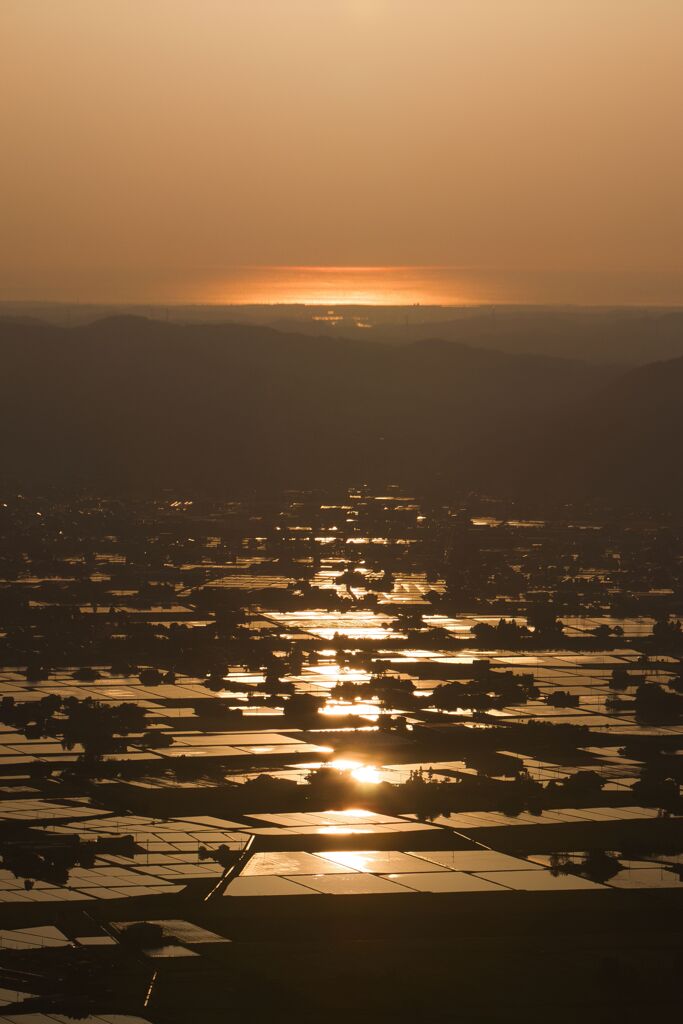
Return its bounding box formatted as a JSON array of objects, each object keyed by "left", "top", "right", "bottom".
[{"left": 0, "top": 489, "right": 681, "bottom": 1018}]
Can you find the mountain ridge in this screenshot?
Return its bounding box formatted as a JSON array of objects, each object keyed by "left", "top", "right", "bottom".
[{"left": 2, "top": 316, "right": 678, "bottom": 502}]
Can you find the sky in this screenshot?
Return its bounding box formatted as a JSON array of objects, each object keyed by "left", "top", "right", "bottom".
[{"left": 2, "top": 0, "right": 682, "bottom": 306}]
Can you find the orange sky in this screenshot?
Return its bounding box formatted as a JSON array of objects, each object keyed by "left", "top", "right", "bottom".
[{"left": 2, "top": 1, "right": 682, "bottom": 305}]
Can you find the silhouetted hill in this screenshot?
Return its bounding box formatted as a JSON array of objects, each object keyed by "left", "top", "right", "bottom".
[
  {"left": 4, "top": 305, "right": 683, "bottom": 366},
  {"left": 370, "top": 309, "right": 683, "bottom": 366},
  {"left": 517, "top": 354, "right": 683, "bottom": 505},
  {"left": 0, "top": 316, "right": 608, "bottom": 494},
  {"left": 0, "top": 313, "right": 51, "bottom": 328},
  {"left": 263, "top": 308, "right": 683, "bottom": 366}
]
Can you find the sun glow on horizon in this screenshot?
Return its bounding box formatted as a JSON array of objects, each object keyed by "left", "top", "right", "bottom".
[{"left": 203, "top": 266, "right": 474, "bottom": 306}]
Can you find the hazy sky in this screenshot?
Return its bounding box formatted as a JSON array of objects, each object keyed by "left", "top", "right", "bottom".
[{"left": 2, "top": 1, "right": 682, "bottom": 305}]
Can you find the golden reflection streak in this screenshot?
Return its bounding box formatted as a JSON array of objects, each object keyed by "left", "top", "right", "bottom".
[{"left": 328, "top": 758, "right": 382, "bottom": 785}]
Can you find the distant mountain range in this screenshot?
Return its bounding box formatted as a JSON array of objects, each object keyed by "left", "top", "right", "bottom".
[
  {"left": 3, "top": 304, "right": 683, "bottom": 365},
  {"left": 270, "top": 307, "right": 683, "bottom": 367},
  {"left": 0, "top": 315, "right": 680, "bottom": 504}
]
